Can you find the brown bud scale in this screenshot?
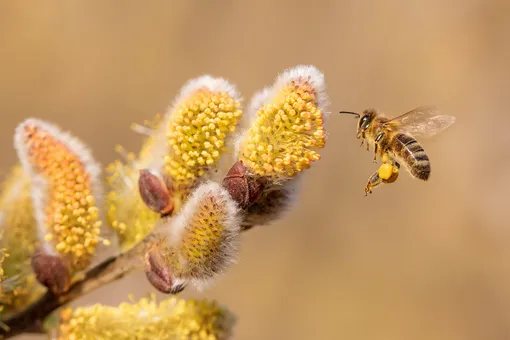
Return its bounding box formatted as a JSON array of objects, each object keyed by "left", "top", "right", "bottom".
[
  {"left": 138, "top": 169, "right": 174, "bottom": 216},
  {"left": 144, "top": 244, "right": 185, "bottom": 294},
  {"left": 222, "top": 161, "right": 265, "bottom": 209},
  {"left": 31, "top": 249, "right": 71, "bottom": 295}
]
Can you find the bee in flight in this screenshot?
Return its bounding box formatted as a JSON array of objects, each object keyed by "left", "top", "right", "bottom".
[{"left": 339, "top": 105, "right": 456, "bottom": 195}]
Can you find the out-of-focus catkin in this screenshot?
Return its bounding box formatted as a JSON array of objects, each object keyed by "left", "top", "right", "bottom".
[
  {"left": 0, "top": 165, "right": 45, "bottom": 314},
  {"left": 106, "top": 115, "right": 163, "bottom": 250},
  {"left": 58, "top": 294, "right": 236, "bottom": 340}
]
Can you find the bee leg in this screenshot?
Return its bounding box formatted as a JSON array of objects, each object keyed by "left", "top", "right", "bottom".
[
  {"left": 364, "top": 171, "right": 382, "bottom": 196},
  {"left": 382, "top": 152, "right": 398, "bottom": 166},
  {"left": 373, "top": 132, "right": 385, "bottom": 163}
]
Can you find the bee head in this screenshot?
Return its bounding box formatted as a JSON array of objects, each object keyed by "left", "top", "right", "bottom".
[
  {"left": 357, "top": 109, "right": 376, "bottom": 136},
  {"left": 339, "top": 109, "right": 377, "bottom": 139}
]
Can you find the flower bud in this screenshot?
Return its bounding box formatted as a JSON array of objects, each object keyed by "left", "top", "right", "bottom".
[
  {"left": 144, "top": 243, "right": 186, "bottom": 294},
  {"left": 222, "top": 161, "right": 265, "bottom": 209},
  {"left": 138, "top": 170, "right": 174, "bottom": 216},
  {"left": 31, "top": 249, "right": 71, "bottom": 295}
]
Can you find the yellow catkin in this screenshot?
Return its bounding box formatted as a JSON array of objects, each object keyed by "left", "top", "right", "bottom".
[
  {"left": 179, "top": 192, "right": 232, "bottom": 277},
  {"left": 156, "top": 182, "right": 240, "bottom": 286},
  {"left": 58, "top": 295, "right": 235, "bottom": 340},
  {"left": 0, "top": 165, "right": 45, "bottom": 316},
  {"left": 0, "top": 248, "right": 8, "bottom": 311},
  {"left": 20, "top": 123, "right": 101, "bottom": 271},
  {"left": 239, "top": 81, "right": 326, "bottom": 180},
  {"left": 164, "top": 89, "right": 242, "bottom": 205},
  {"left": 106, "top": 115, "right": 162, "bottom": 250},
  {"left": 135, "top": 114, "right": 165, "bottom": 165},
  {"left": 106, "top": 160, "right": 159, "bottom": 250}
]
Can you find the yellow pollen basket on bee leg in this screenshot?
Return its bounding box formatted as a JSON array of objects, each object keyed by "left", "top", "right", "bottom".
[
  {"left": 378, "top": 163, "right": 395, "bottom": 180},
  {"left": 14, "top": 119, "right": 110, "bottom": 277}
]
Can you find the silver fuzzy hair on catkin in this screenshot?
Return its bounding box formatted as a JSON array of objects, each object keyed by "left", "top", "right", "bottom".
[
  {"left": 273, "top": 65, "right": 330, "bottom": 120},
  {"left": 234, "top": 64, "right": 330, "bottom": 162},
  {"left": 13, "top": 118, "right": 118, "bottom": 265},
  {"left": 160, "top": 181, "right": 242, "bottom": 290},
  {"left": 241, "top": 174, "right": 303, "bottom": 230},
  {"left": 146, "top": 75, "right": 244, "bottom": 175}
]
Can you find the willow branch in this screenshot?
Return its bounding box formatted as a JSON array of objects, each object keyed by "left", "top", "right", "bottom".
[
  {"left": 0, "top": 168, "right": 260, "bottom": 339},
  {"left": 0, "top": 234, "right": 156, "bottom": 339}
]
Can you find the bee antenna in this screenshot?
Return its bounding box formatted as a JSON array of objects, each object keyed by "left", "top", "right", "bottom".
[{"left": 339, "top": 111, "right": 360, "bottom": 119}]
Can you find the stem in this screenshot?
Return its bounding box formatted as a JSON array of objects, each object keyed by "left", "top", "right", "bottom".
[{"left": 0, "top": 234, "right": 155, "bottom": 339}]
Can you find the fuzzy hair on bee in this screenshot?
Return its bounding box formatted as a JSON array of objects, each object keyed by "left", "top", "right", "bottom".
[{"left": 340, "top": 106, "right": 456, "bottom": 194}]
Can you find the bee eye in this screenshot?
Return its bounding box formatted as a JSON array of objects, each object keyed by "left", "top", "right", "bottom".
[{"left": 359, "top": 116, "right": 370, "bottom": 130}]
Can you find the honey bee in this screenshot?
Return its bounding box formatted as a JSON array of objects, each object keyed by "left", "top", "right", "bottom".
[{"left": 340, "top": 105, "right": 456, "bottom": 195}]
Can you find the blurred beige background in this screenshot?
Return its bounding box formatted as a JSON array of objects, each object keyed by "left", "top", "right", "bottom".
[{"left": 1, "top": 1, "right": 510, "bottom": 339}]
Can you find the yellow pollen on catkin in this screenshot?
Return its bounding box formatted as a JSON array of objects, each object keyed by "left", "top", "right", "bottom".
[
  {"left": 156, "top": 182, "right": 240, "bottom": 287},
  {"left": 239, "top": 81, "right": 326, "bottom": 179},
  {"left": 0, "top": 248, "right": 8, "bottom": 311},
  {"left": 0, "top": 165, "right": 45, "bottom": 316},
  {"left": 106, "top": 160, "right": 159, "bottom": 251},
  {"left": 164, "top": 89, "right": 242, "bottom": 198},
  {"left": 180, "top": 192, "right": 231, "bottom": 276},
  {"left": 106, "top": 114, "right": 163, "bottom": 250},
  {"left": 58, "top": 294, "right": 235, "bottom": 340},
  {"left": 21, "top": 124, "right": 101, "bottom": 271}
]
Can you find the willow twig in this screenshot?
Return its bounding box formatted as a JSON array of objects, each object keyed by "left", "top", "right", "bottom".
[{"left": 0, "top": 234, "right": 155, "bottom": 339}]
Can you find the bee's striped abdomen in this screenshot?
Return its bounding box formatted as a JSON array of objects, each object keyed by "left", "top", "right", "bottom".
[{"left": 391, "top": 133, "right": 430, "bottom": 181}]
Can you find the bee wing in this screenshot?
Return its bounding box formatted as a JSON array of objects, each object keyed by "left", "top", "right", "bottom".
[{"left": 384, "top": 105, "right": 456, "bottom": 138}]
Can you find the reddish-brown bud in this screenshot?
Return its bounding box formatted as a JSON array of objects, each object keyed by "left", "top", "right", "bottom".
[
  {"left": 144, "top": 244, "right": 186, "bottom": 294},
  {"left": 31, "top": 249, "right": 71, "bottom": 295},
  {"left": 222, "top": 161, "right": 265, "bottom": 209},
  {"left": 138, "top": 169, "right": 174, "bottom": 216}
]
